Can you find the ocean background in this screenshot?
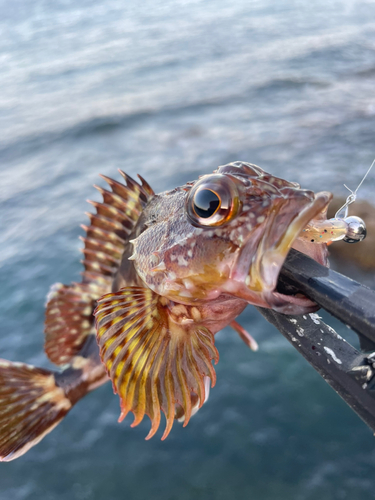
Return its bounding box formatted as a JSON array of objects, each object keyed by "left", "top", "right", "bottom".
[{"left": 1, "top": 0, "right": 375, "bottom": 498}]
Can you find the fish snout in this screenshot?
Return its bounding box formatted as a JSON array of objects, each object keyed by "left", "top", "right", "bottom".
[{"left": 228, "top": 190, "right": 332, "bottom": 314}]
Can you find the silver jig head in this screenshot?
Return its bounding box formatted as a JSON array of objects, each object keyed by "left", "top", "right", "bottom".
[{"left": 342, "top": 215, "right": 367, "bottom": 243}]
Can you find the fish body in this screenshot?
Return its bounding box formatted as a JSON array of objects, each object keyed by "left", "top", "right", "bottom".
[{"left": 0, "top": 162, "right": 332, "bottom": 461}]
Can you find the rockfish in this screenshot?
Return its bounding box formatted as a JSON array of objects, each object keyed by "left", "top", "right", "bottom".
[{"left": 0, "top": 162, "right": 332, "bottom": 461}]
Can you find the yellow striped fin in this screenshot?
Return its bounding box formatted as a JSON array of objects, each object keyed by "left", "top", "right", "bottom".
[{"left": 94, "top": 287, "right": 219, "bottom": 440}]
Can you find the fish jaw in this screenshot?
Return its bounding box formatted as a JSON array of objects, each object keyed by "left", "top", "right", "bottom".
[{"left": 226, "top": 190, "right": 332, "bottom": 314}]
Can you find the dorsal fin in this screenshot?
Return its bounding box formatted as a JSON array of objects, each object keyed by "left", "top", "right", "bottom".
[
  {"left": 44, "top": 172, "right": 154, "bottom": 366},
  {"left": 81, "top": 171, "right": 154, "bottom": 288}
]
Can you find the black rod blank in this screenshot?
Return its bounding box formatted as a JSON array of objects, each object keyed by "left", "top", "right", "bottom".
[
  {"left": 279, "top": 248, "right": 375, "bottom": 351},
  {"left": 254, "top": 249, "right": 375, "bottom": 433},
  {"left": 256, "top": 307, "right": 375, "bottom": 434}
]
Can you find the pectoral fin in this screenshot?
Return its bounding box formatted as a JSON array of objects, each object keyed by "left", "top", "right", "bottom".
[{"left": 94, "top": 287, "right": 218, "bottom": 439}]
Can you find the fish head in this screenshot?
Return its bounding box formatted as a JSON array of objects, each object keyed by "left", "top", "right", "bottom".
[{"left": 131, "top": 162, "right": 332, "bottom": 314}]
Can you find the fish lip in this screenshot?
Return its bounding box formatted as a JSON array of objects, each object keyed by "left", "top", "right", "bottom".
[
  {"left": 239, "top": 190, "right": 332, "bottom": 314},
  {"left": 264, "top": 191, "right": 332, "bottom": 313},
  {"left": 256, "top": 191, "right": 332, "bottom": 288}
]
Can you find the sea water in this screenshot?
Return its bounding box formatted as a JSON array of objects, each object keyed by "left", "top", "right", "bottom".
[{"left": 1, "top": 0, "right": 375, "bottom": 498}]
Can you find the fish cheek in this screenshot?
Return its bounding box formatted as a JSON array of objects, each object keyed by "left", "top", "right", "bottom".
[{"left": 157, "top": 239, "right": 238, "bottom": 301}]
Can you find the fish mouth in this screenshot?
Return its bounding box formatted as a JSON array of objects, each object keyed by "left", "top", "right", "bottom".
[{"left": 232, "top": 190, "right": 332, "bottom": 314}]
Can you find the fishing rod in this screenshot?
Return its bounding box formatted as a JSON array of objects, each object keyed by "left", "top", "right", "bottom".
[
  {"left": 257, "top": 248, "right": 375, "bottom": 434},
  {"left": 256, "top": 158, "right": 375, "bottom": 432}
]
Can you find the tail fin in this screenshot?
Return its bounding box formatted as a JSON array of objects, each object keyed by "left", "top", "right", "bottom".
[{"left": 0, "top": 359, "right": 72, "bottom": 462}]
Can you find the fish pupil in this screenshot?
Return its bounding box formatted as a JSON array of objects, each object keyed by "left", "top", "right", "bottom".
[{"left": 194, "top": 189, "right": 220, "bottom": 218}]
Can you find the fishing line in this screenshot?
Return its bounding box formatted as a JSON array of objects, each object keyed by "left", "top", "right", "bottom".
[{"left": 335, "top": 157, "right": 375, "bottom": 219}]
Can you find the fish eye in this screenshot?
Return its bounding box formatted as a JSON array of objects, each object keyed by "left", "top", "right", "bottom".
[
  {"left": 193, "top": 189, "right": 221, "bottom": 218},
  {"left": 186, "top": 174, "right": 239, "bottom": 227}
]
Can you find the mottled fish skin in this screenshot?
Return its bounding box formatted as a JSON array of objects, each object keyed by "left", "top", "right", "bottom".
[
  {"left": 0, "top": 161, "right": 332, "bottom": 460},
  {"left": 124, "top": 162, "right": 332, "bottom": 315}
]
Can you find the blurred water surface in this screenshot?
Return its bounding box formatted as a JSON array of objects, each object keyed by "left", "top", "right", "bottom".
[{"left": 1, "top": 0, "right": 375, "bottom": 499}]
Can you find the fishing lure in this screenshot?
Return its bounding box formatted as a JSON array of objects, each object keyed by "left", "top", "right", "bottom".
[
  {"left": 300, "top": 159, "right": 374, "bottom": 245},
  {"left": 0, "top": 161, "right": 369, "bottom": 462}
]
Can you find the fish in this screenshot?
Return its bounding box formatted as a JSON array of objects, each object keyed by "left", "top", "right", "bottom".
[{"left": 0, "top": 161, "right": 333, "bottom": 461}]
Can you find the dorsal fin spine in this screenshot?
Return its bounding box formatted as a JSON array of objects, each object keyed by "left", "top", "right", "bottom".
[
  {"left": 137, "top": 174, "right": 155, "bottom": 197},
  {"left": 79, "top": 236, "right": 123, "bottom": 257},
  {"left": 81, "top": 225, "right": 126, "bottom": 245}
]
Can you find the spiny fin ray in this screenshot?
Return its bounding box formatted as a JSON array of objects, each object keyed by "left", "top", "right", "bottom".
[{"left": 81, "top": 172, "right": 154, "bottom": 286}]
